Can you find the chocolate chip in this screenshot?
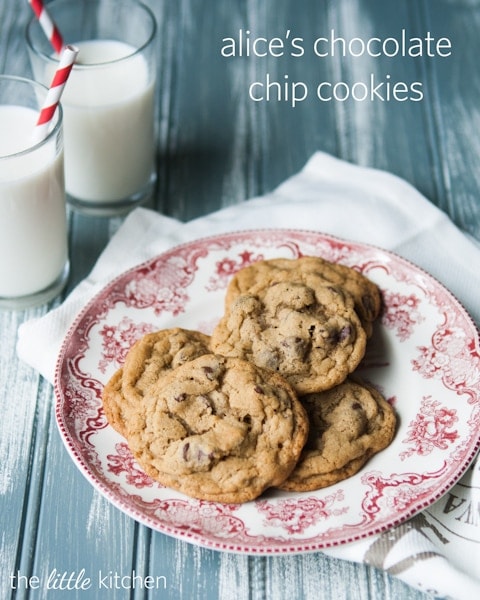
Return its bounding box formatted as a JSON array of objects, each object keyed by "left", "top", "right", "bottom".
[
  {"left": 280, "top": 336, "right": 300, "bottom": 347},
  {"left": 281, "top": 336, "right": 309, "bottom": 359},
  {"left": 197, "top": 448, "right": 213, "bottom": 461},
  {"left": 202, "top": 366, "right": 215, "bottom": 380},
  {"left": 331, "top": 325, "right": 351, "bottom": 345}
]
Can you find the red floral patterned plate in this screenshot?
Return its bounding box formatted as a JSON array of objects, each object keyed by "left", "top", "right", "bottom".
[{"left": 55, "top": 229, "right": 480, "bottom": 554}]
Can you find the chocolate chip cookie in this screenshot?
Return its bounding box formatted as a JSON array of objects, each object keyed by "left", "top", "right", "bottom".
[
  {"left": 102, "top": 328, "right": 211, "bottom": 436},
  {"left": 124, "top": 354, "right": 309, "bottom": 503},
  {"left": 278, "top": 378, "right": 397, "bottom": 491},
  {"left": 211, "top": 278, "right": 367, "bottom": 394},
  {"left": 102, "top": 367, "right": 126, "bottom": 434},
  {"left": 225, "top": 256, "right": 381, "bottom": 337}
]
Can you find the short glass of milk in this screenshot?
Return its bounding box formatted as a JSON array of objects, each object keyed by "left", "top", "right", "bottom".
[
  {"left": 26, "top": 0, "right": 157, "bottom": 216},
  {"left": 0, "top": 75, "right": 68, "bottom": 309}
]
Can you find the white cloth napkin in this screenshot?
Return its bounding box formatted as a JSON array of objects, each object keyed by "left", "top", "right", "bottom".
[{"left": 17, "top": 152, "right": 480, "bottom": 599}]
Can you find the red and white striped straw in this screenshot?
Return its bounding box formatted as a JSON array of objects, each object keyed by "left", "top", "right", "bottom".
[
  {"left": 28, "top": 0, "right": 64, "bottom": 55},
  {"left": 32, "top": 44, "right": 78, "bottom": 144}
]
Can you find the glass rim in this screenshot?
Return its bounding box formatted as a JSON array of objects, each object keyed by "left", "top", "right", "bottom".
[
  {"left": 25, "top": 0, "right": 157, "bottom": 69},
  {"left": 0, "top": 74, "right": 63, "bottom": 161}
]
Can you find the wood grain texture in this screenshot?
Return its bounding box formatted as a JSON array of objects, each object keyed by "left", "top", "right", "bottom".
[
  {"left": 2, "top": 0, "right": 478, "bottom": 598},
  {"left": 424, "top": 0, "right": 480, "bottom": 238}
]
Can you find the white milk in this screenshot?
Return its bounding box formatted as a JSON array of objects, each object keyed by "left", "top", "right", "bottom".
[
  {"left": 53, "top": 40, "right": 155, "bottom": 203},
  {"left": 0, "top": 105, "right": 67, "bottom": 298}
]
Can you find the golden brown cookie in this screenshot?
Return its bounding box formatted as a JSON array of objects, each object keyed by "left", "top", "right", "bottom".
[
  {"left": 102, "top": 328, "right": 211, "bottom": 436},
  {"left": 211, "top": 278, "right": 367, "bottom": 394},
  {"left": 124, "top": 354, "right": 309, "bottom": 503},
  {"left": 102, "top": 367, "right": 126, "bottom": 434},
  {"left": 225, "top": 256, "right": 381, "bottom": 337},
  {"left": 278, "top": 379, "right": 397, "bottom": 492}
]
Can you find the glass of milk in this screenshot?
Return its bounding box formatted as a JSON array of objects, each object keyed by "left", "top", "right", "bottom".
[
  {"left": 26, "top": 0, "right": 157, "bottom": 216},
  {"left": 0, "top": 75, "right": 68, "bottom": 309}
]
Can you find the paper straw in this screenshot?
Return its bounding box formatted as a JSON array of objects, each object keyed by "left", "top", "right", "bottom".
[
  {"left": 28, "top": 0, "right": 64, "bottom": 55},
  {"left": 32, "top": 45, "right": 78, "bottom": 144}
]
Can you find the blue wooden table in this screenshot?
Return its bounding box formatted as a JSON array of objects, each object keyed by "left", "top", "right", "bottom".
[{"left": 1, "top": 1, "right": 479, "bottom": 598}]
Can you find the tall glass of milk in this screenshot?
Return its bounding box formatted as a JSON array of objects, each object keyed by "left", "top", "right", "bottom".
[
  {"left": 26, "top": 0, "right": 157, "bottom": 216},
  {"left": 0, "top": 75, "right": 68, "bottom": 309}
]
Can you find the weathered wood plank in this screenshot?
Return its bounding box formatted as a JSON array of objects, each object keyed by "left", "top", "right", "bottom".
[
  {"left": 28, "top": 424, "right": 138, "bottom": 600},
  {"left": 0, "top": 308, "right": 46, "bottom": 595},
  {"left": 423, "top": 0, "right": 480, "bottom": 239}
]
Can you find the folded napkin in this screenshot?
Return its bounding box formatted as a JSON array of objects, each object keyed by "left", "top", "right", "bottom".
[{"left": 17, "top": 152, "right": 480, "bottom": 599}]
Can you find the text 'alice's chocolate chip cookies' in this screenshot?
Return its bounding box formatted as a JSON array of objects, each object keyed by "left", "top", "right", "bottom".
[{"left": 125, "top": 354, "right": 309, "bottom": 503}]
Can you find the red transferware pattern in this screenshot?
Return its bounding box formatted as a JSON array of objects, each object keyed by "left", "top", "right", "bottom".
[{"left": 55, "top": 229, "right": 480, "bottom": 554}]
